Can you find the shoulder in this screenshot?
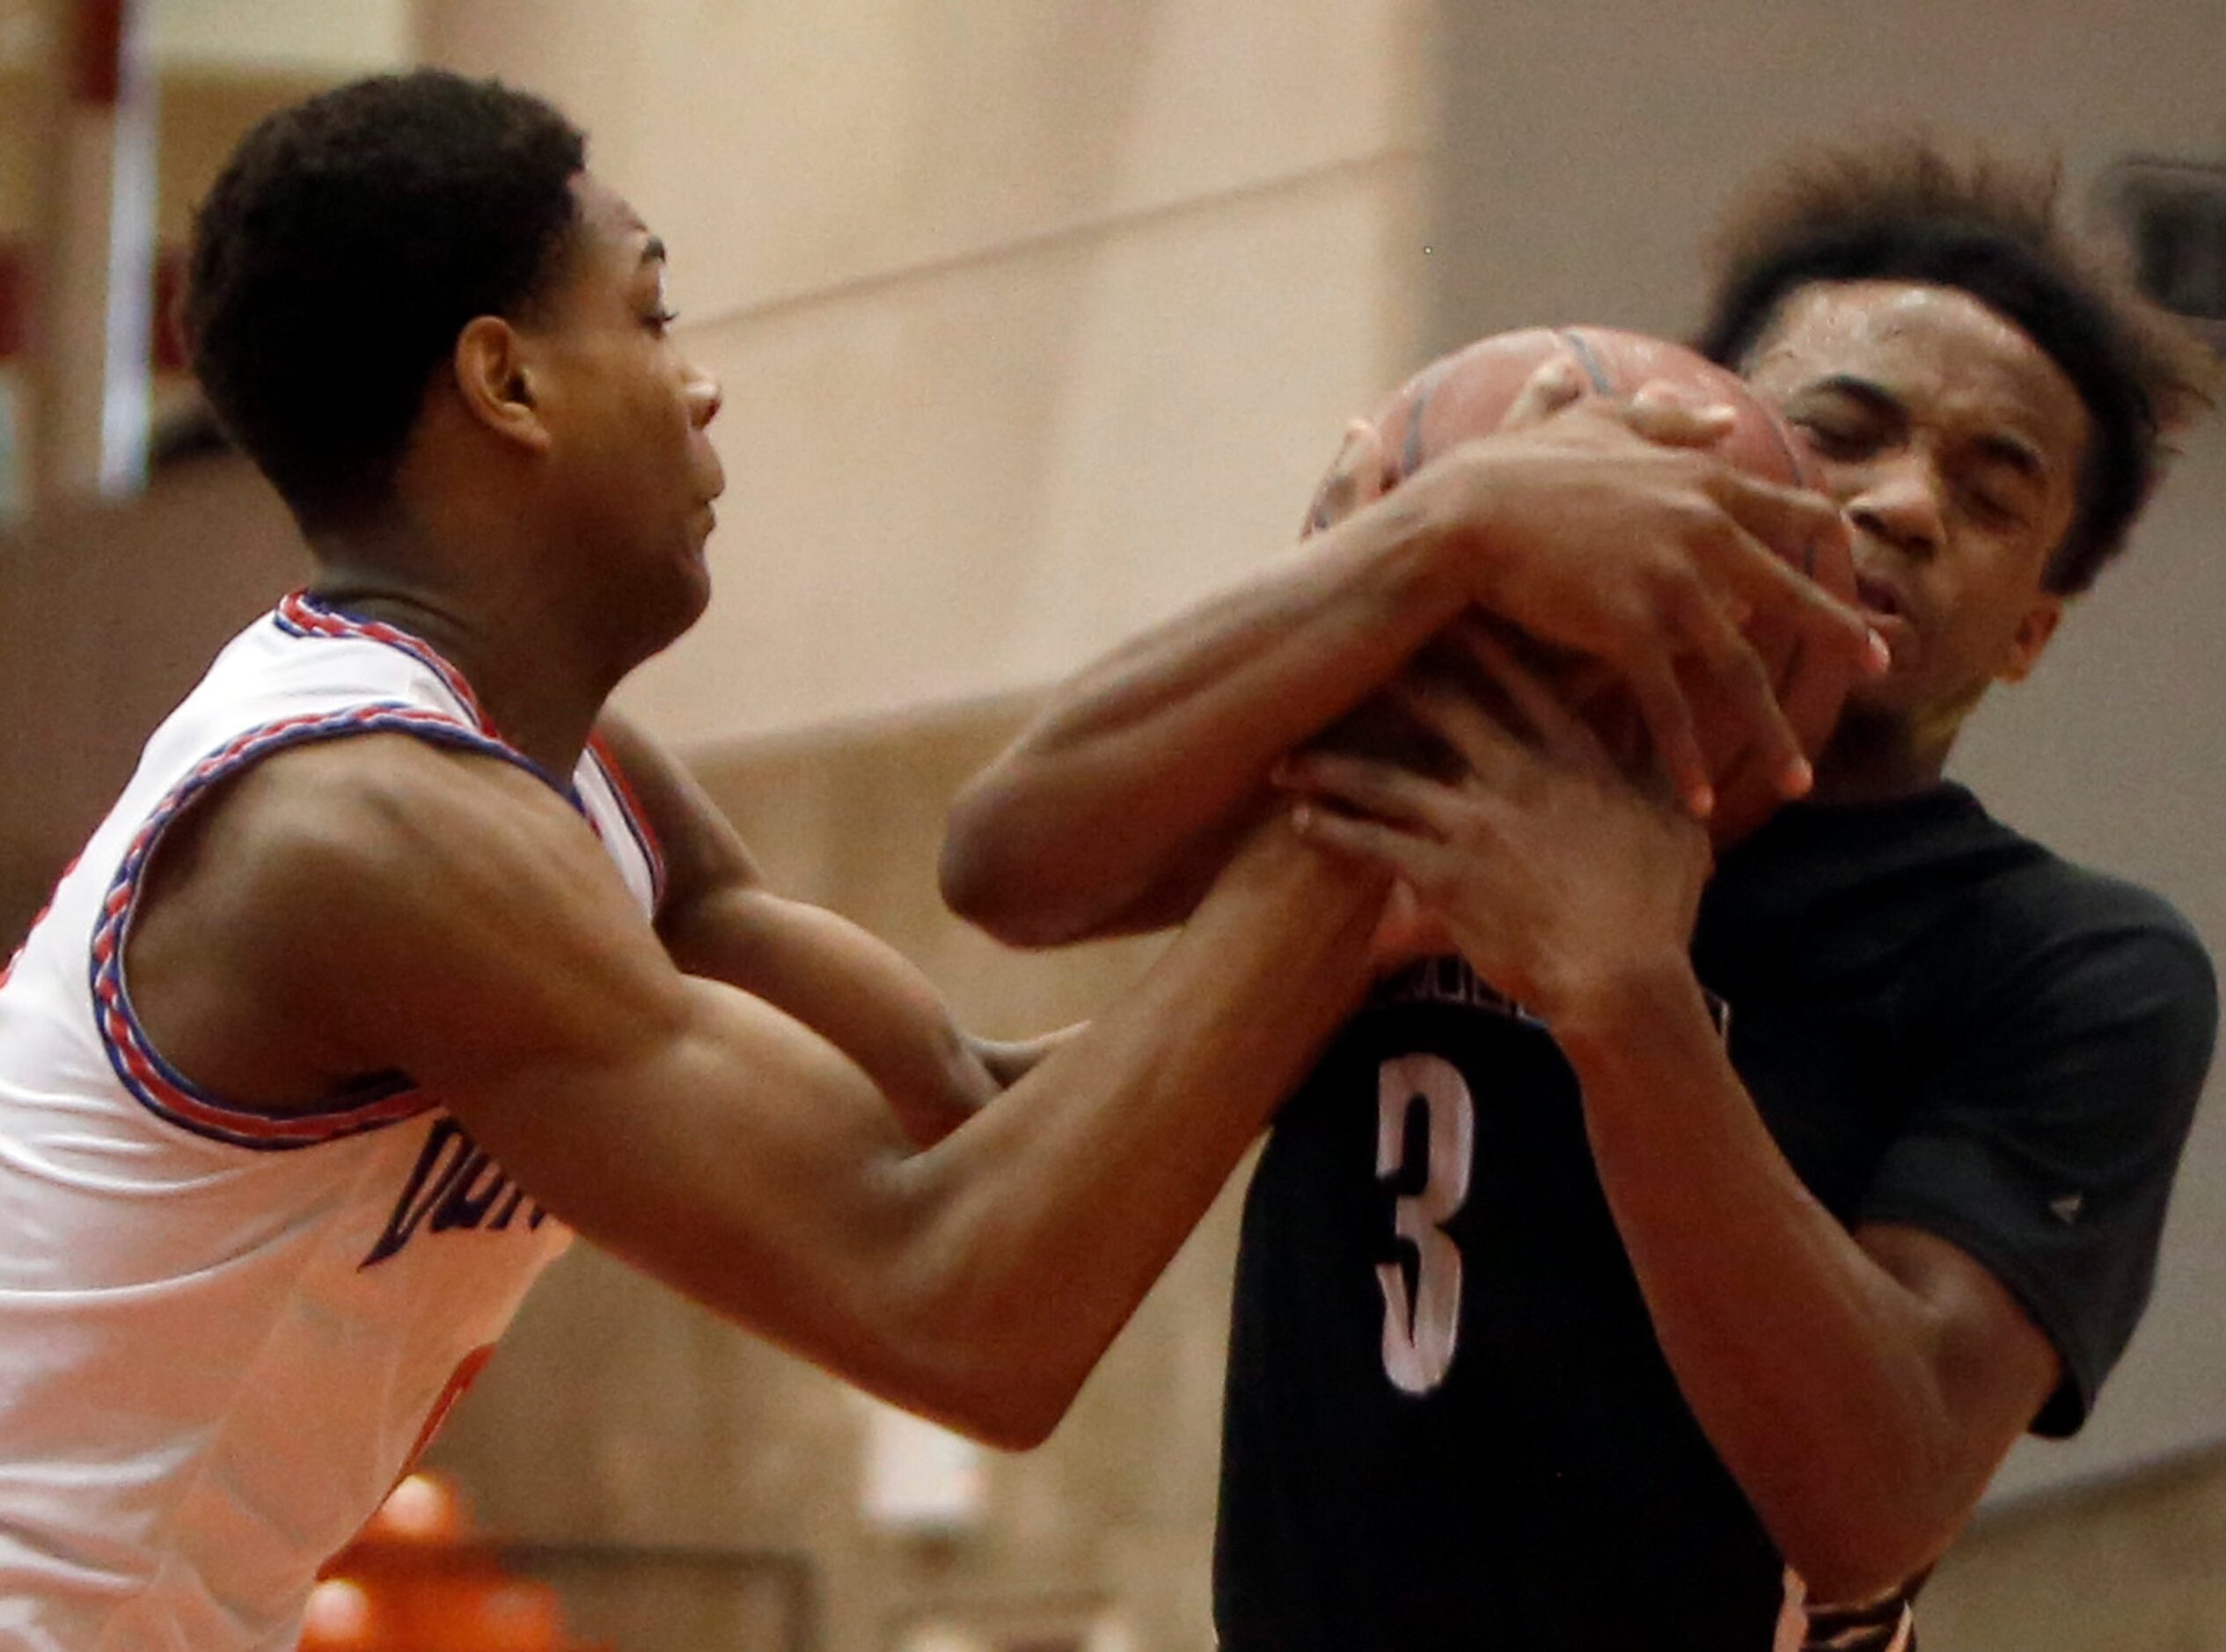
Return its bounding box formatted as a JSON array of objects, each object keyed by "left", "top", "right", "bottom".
[
  {"left": 1961, "top": 846, "right": 2215, "bottom": 1014},
  {"left": 204, "top": 733, "right": 591, "bottom": 908},
  {"left": 121, "top": 729, "right": 650, "bottom": 1103},
  {"left": 143, "top": 732, "right": 652, "bottom": 1034},
  {"left": 1899, "top": 843, "right": 2217, "bottom": 1146}
]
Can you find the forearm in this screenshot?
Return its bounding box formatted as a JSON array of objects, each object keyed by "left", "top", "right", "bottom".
[
  {"left": 663, "top": 888, "right": 1005, "bottom": 1146},
  {"left": 1551, "top": 962, "right": 1980, "bottom": 1597},
  {"left": 894, "top": 830, "right": 1388, "bottom": 1444},
  {"left": 941, "top": 488, "right": 1464, "bottom": 945}
]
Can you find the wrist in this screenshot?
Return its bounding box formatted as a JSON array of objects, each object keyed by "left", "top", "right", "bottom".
[
  {"left": 1363, "top": 453, "right": 1496, "bottom": 620},
  {"left": 1407, "top": 444, "right": 1509, "bottom": 612},
  {"left": 1538, "top": 950, "right": 1708, "bottom": 1058}
]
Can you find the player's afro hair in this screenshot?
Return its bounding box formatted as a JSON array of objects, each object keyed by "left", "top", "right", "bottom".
[
  {"left": 1696, "top": 139, "right": 2215, "bottom": 595},
  {"left": 184, "top": 69, "right": 587, "bottom": 530}
]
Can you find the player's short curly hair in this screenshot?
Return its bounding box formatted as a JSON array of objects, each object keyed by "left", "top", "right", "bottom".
[
  {"left": 184, "top": 69, "right": 587, "bottom": 530},
  {"left": 1695, "top": 140, "right": 2215, "bottom": 596}
]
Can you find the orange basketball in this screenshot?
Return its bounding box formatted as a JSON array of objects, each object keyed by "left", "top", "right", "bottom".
[{"left": 1333, "top": 325, "right": 1856, "bottom": 842}]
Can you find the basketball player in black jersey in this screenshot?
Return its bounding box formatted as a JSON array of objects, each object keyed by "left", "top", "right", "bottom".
[{"left": 940, "top": 143, "right": 2218, "bottom": 1648}]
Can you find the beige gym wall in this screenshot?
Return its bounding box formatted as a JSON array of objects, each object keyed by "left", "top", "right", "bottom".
[
  {"left": 6, "top": 3, "right": 2226, "bottom": 1647},
  {"left": 418, "top": 0, "right": 1439, "bottom": 748}
]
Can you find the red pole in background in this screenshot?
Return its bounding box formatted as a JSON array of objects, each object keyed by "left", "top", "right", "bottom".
[{"left": 26, "top": 0, "right": 156, "bottom": 506}]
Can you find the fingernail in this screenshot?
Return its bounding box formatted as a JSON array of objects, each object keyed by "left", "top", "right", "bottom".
[
  {"left": 1780, "top": 757, "right": 1814, "bottom": 797},
  {"left": 1865, "top": 630, "right": 1893, "bottom": 674},
  {"left": 1290, "top": 801, "right": 1315, "bottom": 833},
  {"left": 1689, "top": 783, "right": 1716, "bottom": 819}
]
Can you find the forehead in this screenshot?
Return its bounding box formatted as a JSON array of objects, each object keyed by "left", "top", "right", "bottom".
[
  {"left": 562, "top": 172, "right": 663, "bottom": 281},
  {"left": 1746, "top": 281, "right": 2091, "bottom": 465}
]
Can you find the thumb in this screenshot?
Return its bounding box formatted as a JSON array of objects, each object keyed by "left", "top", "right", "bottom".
[{"left": 1621, "top": 380, "right": 1738, "bottom": 449}]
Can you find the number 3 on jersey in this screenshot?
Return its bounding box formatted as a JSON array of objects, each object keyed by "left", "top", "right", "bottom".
[{"left": 1375, "top": 1054, "right": 1475, "bottom": 1395}]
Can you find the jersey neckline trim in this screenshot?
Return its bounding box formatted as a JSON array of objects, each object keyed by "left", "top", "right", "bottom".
[{"left": 275, "top": 590, "right": 492, "bottom": 732}]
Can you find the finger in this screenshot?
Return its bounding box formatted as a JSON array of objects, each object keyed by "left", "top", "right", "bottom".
[
  {"left": 1303, "top": 419, "right": 1393, "bottom": 536},
  {"left": 1495, "top": 355, "right": 1586, "bottom": 433},
  {"left": 1290, "top": 800, "right": 1460, "bottom": 893},
  {"left": 1704, "top": 469, "right": 1853, "bottom": 573},
  {"left": 1621, "top": 383, "right": 1738, "bottom": 449},
  {"left": 1449, "top": 624, "right": 1610, "bottom": 768},
  {"left": 1623, "top": 654, "right": 1713, "bottom": 820},
  {"left": 1274, "top": 751, "right": 1458, "bottom": 838},
  {"left": 1697, "top": 479, "right": 1878, "bottom": 648},
  {"left": 1688, "top": 491, "right": 1884, "bottom": 670},
  {"left": 1659, "top": 580, "right": 1812, "bottom": 800},
  {"left": 1388, "top": 676, "right": 1527, "bottom": 789}
]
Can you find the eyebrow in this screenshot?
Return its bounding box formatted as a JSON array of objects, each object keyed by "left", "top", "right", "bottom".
[
  {"left": 1805, "top": 375, "right": 1904, "bottom": 424},
  {"left": 1971, "top": 431, "right": 2046, "bottom": 482}
]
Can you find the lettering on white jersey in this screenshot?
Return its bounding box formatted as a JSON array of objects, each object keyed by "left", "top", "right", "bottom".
[{"left": 362, "top": 1117, "right": 554, "bottom": 1268}]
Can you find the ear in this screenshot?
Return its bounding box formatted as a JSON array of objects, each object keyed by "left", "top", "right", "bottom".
[
  {"left": 450, "top": 316, "right": 553, "bottom": 455},
  {"left": 1995, "top": 592, "right": 2065, "bottom": 685}
]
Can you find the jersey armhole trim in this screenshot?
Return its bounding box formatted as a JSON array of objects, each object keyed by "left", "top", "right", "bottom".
[
  {"left": 583, "top": 731, "right": 668, "bottom": 914},
  {"left": 89, "top": 705, "right": 557, "bottom": 1153}
]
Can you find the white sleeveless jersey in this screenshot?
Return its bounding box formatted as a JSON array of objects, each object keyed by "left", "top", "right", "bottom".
[{"left": 0, "top": 592, "right": 665, "bottom": 1650}]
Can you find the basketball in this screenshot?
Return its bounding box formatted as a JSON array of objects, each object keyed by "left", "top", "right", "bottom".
[{"left": 1319, "top": 325, "right": 1859, "bottom": 842}]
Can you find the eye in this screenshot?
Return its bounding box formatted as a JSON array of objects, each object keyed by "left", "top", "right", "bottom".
[
  {"left": 1787, "top": 415, "right": 1870, "bottom": 460},
  {"left": 1961, "top": 486, "right": 2027, "bottom": 530},
  {"left": 644, "top": 307, "right": 679, "bottom": 335}
]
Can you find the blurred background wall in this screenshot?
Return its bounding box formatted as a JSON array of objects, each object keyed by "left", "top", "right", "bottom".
[{"left": 3, "top": 2, "right": 2223, "bottom": 1648}]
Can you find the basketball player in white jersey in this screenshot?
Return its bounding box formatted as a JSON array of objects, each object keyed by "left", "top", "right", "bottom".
[
  {"left": 0, "top": 69, "right": 1861, "bottom": 1649},
  {"left": 0, "top": 69, "right": 1382, "bottom": 1649}
]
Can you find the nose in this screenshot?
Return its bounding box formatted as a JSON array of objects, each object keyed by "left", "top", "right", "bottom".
[
  {"left": 1844, "top": 450, "right": 1945, "bottom": 562},
  {"left": 685, "top": 364, "right": 722, "bottom": 430}
]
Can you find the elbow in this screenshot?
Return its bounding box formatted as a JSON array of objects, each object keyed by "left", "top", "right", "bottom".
[
  {"left": 938, "top": 781, "right": 1089, "bottom": 949},
  {"left": 876, "top": 1347, "right": 1084, "bottom": 1454},
  {"left": 938, "top": 1375, "right": 1079, "bottom": 1452},
  {"left": 1773, "top": 1502, "right": 1958, "bottom": 1609},
  {"left": 856, "top": 1197, "right": 1092, "bottom": 1451}
]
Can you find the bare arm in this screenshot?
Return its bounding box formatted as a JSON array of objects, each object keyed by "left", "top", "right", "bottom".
[
  {"left": 1556, "top": 976, "right": 2057, "bottom": 1600},
  {"left": 941, "top": 396, "right": 1871, "bottom": 947},
  {"left": 1283, "top": 647, "right": 2054, "bottom": 1600},
  {"left": 135, "top": 735, "right": 1385, "bottom": 1449},
  {"left": 593, "top": 711, "right": 1024, "bottom": 1144}
]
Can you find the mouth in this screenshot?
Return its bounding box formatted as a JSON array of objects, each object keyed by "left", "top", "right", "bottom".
[
  {"left": 1854, "top": 573, "right": 1902, "bottom": 618},
  {"left": 1853, "top": 573, "right": 1919, "bottom": 669}
]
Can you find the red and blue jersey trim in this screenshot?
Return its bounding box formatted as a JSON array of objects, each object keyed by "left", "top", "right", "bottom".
[
  {"left": 584, "top": 732, "right": 668, "bottom": 914},
  {"left": 89, "top": 704, "right": 559, "bottom": 1152},
  {"left": 274, "top": 590, "right": 493, "bottom": 733}
]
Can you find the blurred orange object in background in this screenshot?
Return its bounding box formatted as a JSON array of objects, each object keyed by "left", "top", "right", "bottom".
[{"left": 300, "top": 1472, "right": 598, "bottom": 1652}]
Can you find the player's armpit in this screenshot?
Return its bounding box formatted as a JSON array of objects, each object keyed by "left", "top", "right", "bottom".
[{"left": 588, "top": 707, "right": 765, "bottom": 913}]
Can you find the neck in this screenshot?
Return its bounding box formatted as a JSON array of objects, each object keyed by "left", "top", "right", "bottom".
[
  {"left": 1808, "top": 702, "right": 1962, "bottom": 806},
  {"left": 307, "top": 523, "right": 626, "bottom": 778}
]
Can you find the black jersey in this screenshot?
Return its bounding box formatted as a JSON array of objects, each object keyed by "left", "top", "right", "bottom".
[{"left": 1215, "top": 785, "right": 2215, "bottom": 1651}]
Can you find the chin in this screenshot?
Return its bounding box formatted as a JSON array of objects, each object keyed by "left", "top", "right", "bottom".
[{"left": 654, "top": 554, "right": 715, "bottom": 650}]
